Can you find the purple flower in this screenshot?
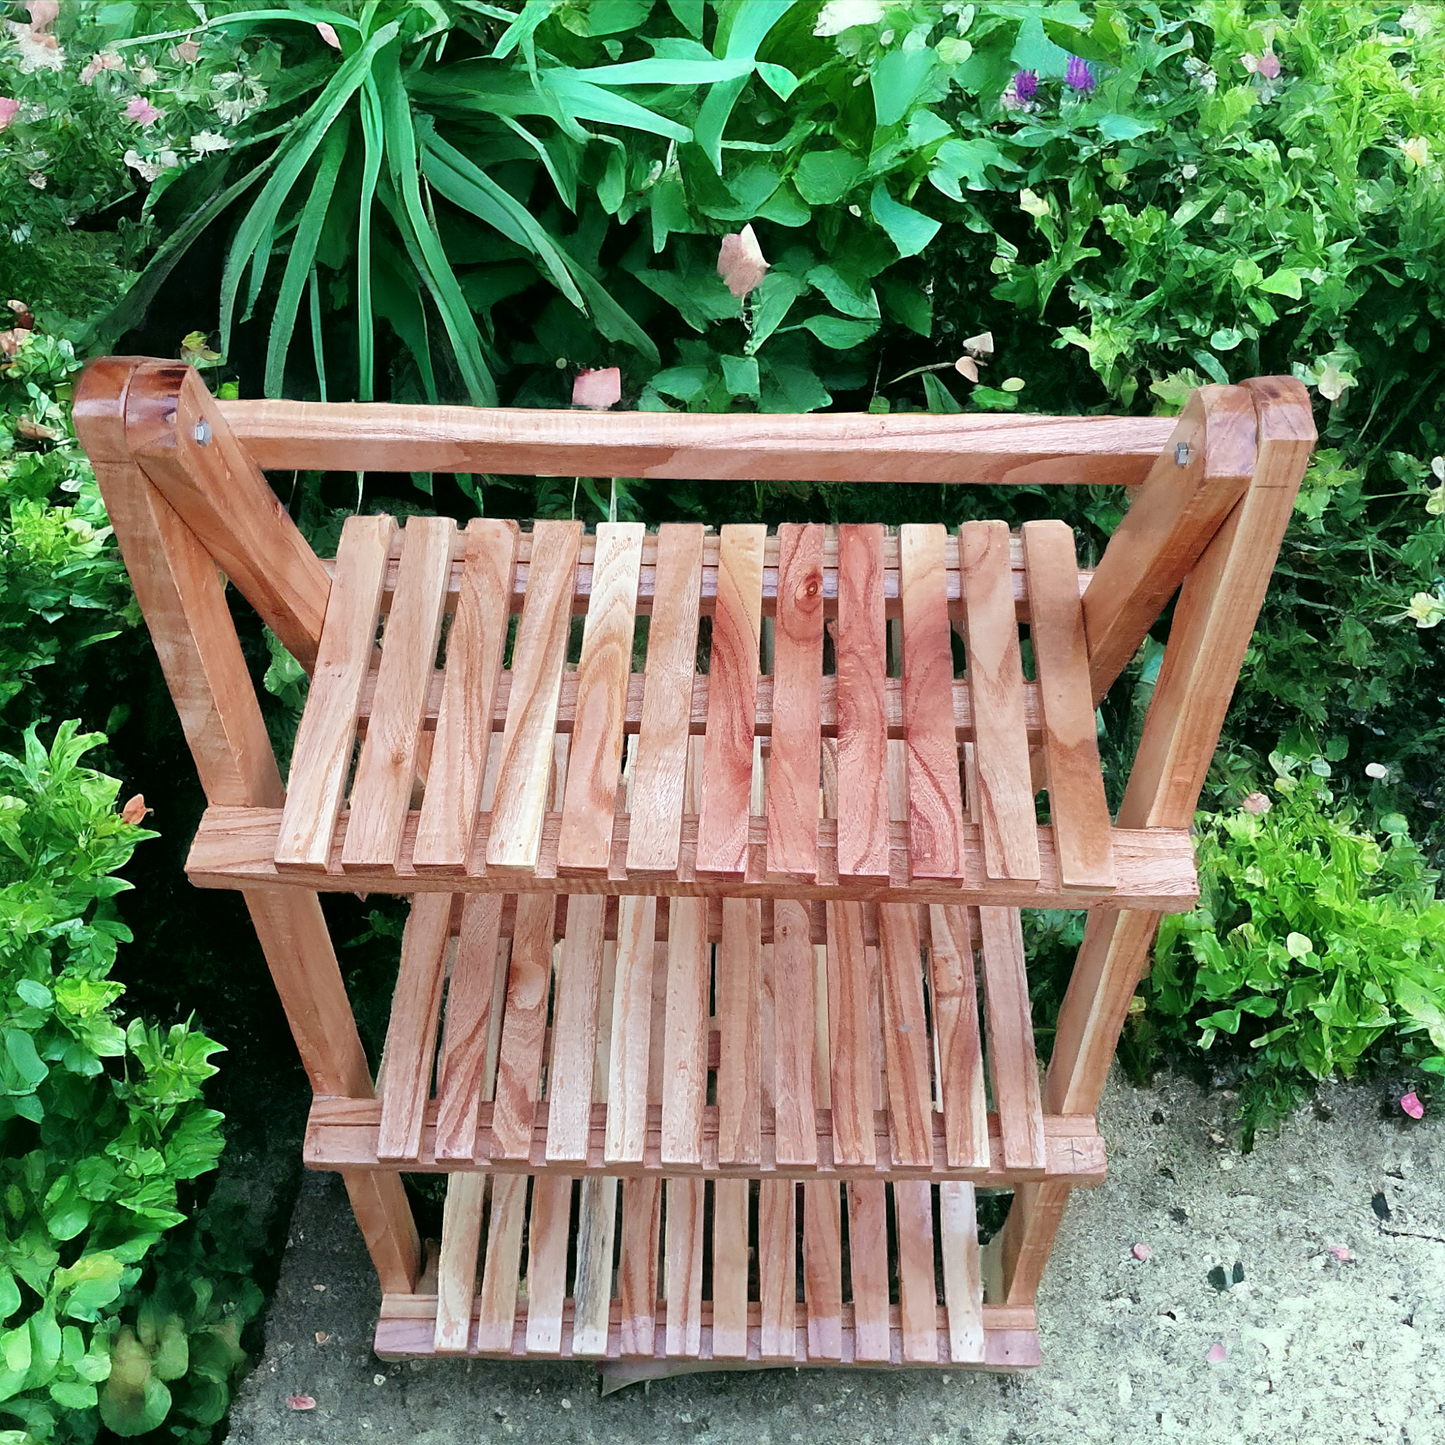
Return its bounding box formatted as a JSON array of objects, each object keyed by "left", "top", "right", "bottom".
[
  {"left": 1013, "top": 69, "right": 1038, "bottom": 103},
  {"left": 1065, "top": 55, "right": 1095, "bottom": 93}
]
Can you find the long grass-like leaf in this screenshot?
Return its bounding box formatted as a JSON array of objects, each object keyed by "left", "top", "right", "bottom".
[
  {"left": 264, "top": 118, "right": 349, "bottom": 398},
  {"left": 308, "top": 265, "right": 328, "bottom": 402},
  {"left": 357, "top": 77, "right": 385, "bottom": 402},
  {"left": 372, "top": 234, "right": 438, "bottom": 403},
  {"left": 695, "top": 0, "right": 794, "bottom": 171},
  {"left": 540, "top": 73, "right": 693, "bottom": 140}
]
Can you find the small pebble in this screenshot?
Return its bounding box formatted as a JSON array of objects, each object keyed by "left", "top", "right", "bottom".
[
  {"left": 1206, "top": 1343, "right": 1227, "bottom": 1364},
  {"left": 287, "top": 1396, "right": 316, "bottom": 1411},
  {"left": 561, "top": 1400, "right": 572, "bottom": 1410},
  {"left": 373, "top": 1374, "right": 386, "bottom": 1387},
  {"left": 313, "top": 1284, "right": 327, "bottom": 1292},
  {"left": 314, "top": 1332, "right": 329, "bottom": 1344},
  {"left": 1329, "top": 1245, "right": 1352, "bottom": 1262},
  {"left": 1132, "top": 1243, "right": 1153, "bottom": 1261}
]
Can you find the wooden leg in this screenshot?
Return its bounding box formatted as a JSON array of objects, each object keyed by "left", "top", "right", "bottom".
[
  {"left": 342, "top": 1169, "right": 421, "bottom": 1295},
  {"left": 998, "top": 1182, "right": 1069, "bottom": 1306}
]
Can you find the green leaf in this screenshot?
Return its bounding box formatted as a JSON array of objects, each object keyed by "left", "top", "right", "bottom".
[
  {"left": 1260, "top": 269, "right": 1304, "bottom": 300},
  {"left": 694, "top": 0, "right": 793, "bottom": 172},
  {"left": 797, "top": 315, "right": 880, "bottom": 348},
  {"left": 871, "top": 47, "right": 939, "bottom": 128},
  {"left": 879, "top": 277, "right": 931, "bottom": 336},
  {"left": 922, "top": 372, "right": 961, "bottom": 412},
  {"left": 15, "top": 980, "right": 50, "bottom": 1010},
  {"left": 566, "top": 58, "right": 754, "bottom": 85},
  {"left": 4, "top": 1030, "right": 47, "bottom": 1090},
  {"left": 49, "top": 1380, "right": 98, "bottom": 1410},
  {"left": 870, "top": 182, "right": 940, "bottom": 258},
  {"left": 794, "top": 149, "right": 865, "bottom": 206},
  {"left": 542, "top": 72, "right": 693, "bottom": 141},
  {"left": 806, "top": 265, "right": 879, "bottom": 319},
  {"left": 651, "top": 365, "right": 712, "bottom": 401},
  {"left": 1010, "top": 12, "right": 1072, "bottom": 80},
  {"left": 721, "top": 354, "right": 761, "bottom": 396},
  {"left": 666, "top": 0, "right": 704, "bottom": 37},
  {"left": 745, "top": 270, "right": 807, "bottom": 352},
  {"left": 562, "top": 0, "right": 655, "bottom": 37},
  {"left": 1096, "top": 113, "right": 1154, "bottom": 142},
  {"left": 1286, "top": 932, "right": 1314, "bottom": 959},
  {"left": 766, "top": 361, "right": 831, "bottom": 412}
]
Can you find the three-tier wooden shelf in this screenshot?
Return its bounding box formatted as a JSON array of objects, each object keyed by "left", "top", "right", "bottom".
[{"left": 75, "top": 358, "right": 1312, "bottom": 1379}]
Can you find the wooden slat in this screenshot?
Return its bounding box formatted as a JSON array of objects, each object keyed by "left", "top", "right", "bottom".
[
  {"left": 376, "top": 893, "right": 452, "bottom": 1161},
  {"left": 769, "top": 899, "right": 817, "bottom": 1166},
  {"left": 618, "top": 1177, "right": 660, "bottom": 1355},
  {"left": 434, "top": 1173, "right": 485, "bottom": 1353},
  {"left": 1022, "top": 521, "right": 1115, "bottom": 890},
  {"left": 716, "top": 897, "right": 762, "bottom": 1166},
  {"left": 899, "top": 525, "right": 966, "bottom": 880},
  {"left": 605, "top": 895, "right": 657, "bottom": 1164},
  {"left": 711, "top": 1177, "right": 750, "bottom": 1359},
  {"left": 344, "top": 517, "right": 454, "bottom": 869},
  {"left": 490, "top": 894, "right": 557, "bottom": 1160},
  {"left": 545, "top": 895, "right": 607, "bottom": 1163},
  {"left": 696, "top": 525, "right": 765, "bottom": 878},
  {"left": 276, "top": 514, "right": 394, "bottom": 870},
  {"left": 940, "top": 1180, "right": 985, "bottom": 1363},
  {"left": 894, "top": 1181, "right": 938, "bottom": 1363},
  {"left": 659, "top": 896, "right": 708, "bottom": 1166},
  {"left": 826, "top": 901, "right": 877, "bottom": 1168},
  {"left": 626, "top": 524, "right": 705, "bottom": 874},
  {"left": 475, "top": 1174, "right": 527, "bottom": 1352},
  {"left": 847, "top": 1181, "right": 890, "bottom": 1363},
  {"left": 877, "top": 904, "right": 933, "bottom": 1167},
  {"left": 928, "top": 905, "right": 989, "bottom": 1170},
  {"left": 803, "top": 1182, "right": 843, "bottom": 1360},
  {"left": 524, "top": 1176, "right": 572, "bottom": 1354},
  {"left": 836, "top": 524, "right": 890, "bottom": 881},
  {"left": 415, "top": 519, "right": 518, "bottom": 868},
  {"left": 435, "top": 894, "right": 505, "bottom": 1161},
  {"left": 766, "top": 523, "right": 825, "bottom": 879},
  {"left": 978, "top": 907, "right": 1045, "bottom": 1174},
  {"left": 960, "top": 521, "right": 1039, "bottom": 883},
  {"left": 758, "top": 1179, "right": 796, "bottom": 1360},
  {"left": 559, "top": 523, "right": 644, "bottom": 873},
  {"left": 486, "top": 520, "right": 582, "bottom": 872},
  {"left": 664, "top": 1178, "right": 705, "bottom": 1358},
  {"left": 572, "top": 1175, "right": 618, "bottom": 1356}
]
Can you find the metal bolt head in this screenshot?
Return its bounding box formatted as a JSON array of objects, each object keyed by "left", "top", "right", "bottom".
[
  {"left": 194, "top": 419, "right": 212, "bottom": 446},
  {"left": 1175, "top": 441, "right": 1191, "bottom": 466}
]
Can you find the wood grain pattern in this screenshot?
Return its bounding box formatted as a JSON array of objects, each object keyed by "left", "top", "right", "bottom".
[
  {"left": 544, "top": 894, "right": 607, "bottom": 1163},
  {"left": 978, "top": 907, "right": 1045, "bottom": 1174},
  {"left": 475, "top": 1174, "right": 527, "bottom": 1352},
  {"left": 768, "top": 899, "right": 817, "bottom": 1166},
  {"left": 766, "top": 523, "right": 825, "bottom": 879},
  {"left": 659, "top": 896, "right": 708, "bottom": 1166},
  {"left": 486, "top": 520, "right": 582, "bottom": 871},
  {"left": 877, "top": 904, "right": 933, "bottom": 1167},
  {"left": 276, "top": 514, "right": 394, "bottom": 870},
  {"left": 571, "top": 1175, "right": 618, "bottom": 1356},
  {"left": 825, "top": 901, "right": 876, "bottom": 1167},
  {"left": 341, "top": 1170, "right": 420, "bottom": 1296},
  {"left": 434, "top": 1173, "right": 484, "bottom": 1353},
  {"left": 711, "top": 1178, "right": 750, "bottom": 1359},
  {"left": 836, "top": 524, "right": 891, "bottom": 880},
  {"left": 899, "top": 525, "right": 967, "bottom": 880},
  {"left": 415, "top": 519, "right": 518, "bottom": 868},
  {"left": 716, "top": 897, "right": 762, "bottom": 1166},
  {"left": 894, "top": 1180, "right": 938, "bottom": 1363},
  {"left": 960, "top": 521, "right": 1039, "bottom": 884},
  {"left": 928, "top": 905, "right": 989, "bottom": 1170},
  {"left": 847, "top": 1181, "right": 891, "bottom": 1363},
  {"left": 490, "top": 894, "right": 557, "bottom": 1160},
  {"left": 377, "top": 892, "right": 453, "bottom": 1161},
  {"left": 559, "top": 523, "right": 644, "bottom": 872},
  {"left": 939, "top": 1180, "right": 985, "bottom": 1362},
  {"left": 696, "top": 525, "right": 765, "bottom": 878},
  {"left": 605, "top": 895, "right": 658, "bottom": 1163},
  {"left": 524, "top": 1175, "right": 572, "bottom": 1353},
  {"left": 758, "top": 1179, "right": 797, "bottom": 1360},
  {"left": 434, "top": 894, "right": 504, "bottom": 1160},
  {"left": 618, "top": 1177, "right": 660, "bottom": 1355},
  {"left": 802, "top": 1182, "right": 843, "bottom": 1360},
  {"left": 664, "top": 1177, "right": 705, "bottom": 1357}
]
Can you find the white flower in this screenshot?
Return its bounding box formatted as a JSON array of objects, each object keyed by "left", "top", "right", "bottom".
[
  {"left": 814, "top": 0, "right": 885, "bottom": 38},
  {"left": 1400, "top": 135, "right": 1430, "bottom": 167},
  {"left": 5, "top": 19, "right": 64, "bottom": 72},
  {"left": 214, "top": 96, "right": 249, "bottom": 125},
  {"left": 1404, "top": 591, "right": 1445, "bottom": 628},
  {"left": 27, "top": 171, "right": 45, "bottom": 188},
  {"left": 1019, "top": 188, "right": 1051, "bottom": 218},
  {"left": 1365, "top": 763, "right": 1390, "bottom": 779},
  {"left": 124, "top": 148, "right": 179, "bottom": 183},
  {"left": 190, "top": 130, "right": 233, "bottom": 155}
]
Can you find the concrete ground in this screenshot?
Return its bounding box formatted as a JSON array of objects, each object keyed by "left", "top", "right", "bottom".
[{"left": 226, "top": 1071, "right": 1445, "bottom": 1445}]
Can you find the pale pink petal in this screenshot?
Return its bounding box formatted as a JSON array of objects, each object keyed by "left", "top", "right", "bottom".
[
  {"left": 124, "top": 96, "right": 161, "bottom": 127},
  {"left": 0, "top": 97, "right": 20, "bottom": 132},
  {"left": 1401, "top": 1091, "right": 1425, "bottom": 1119},
  {"left": 173, "top": 38, "right": 201, "bottom": 63},
  {"left": 286, "top": 1395, "right": 317, "bottom": 1411},
  {"left": 572, "top": 366, "right": 621, "bottom": 410},
  {"left": 717, "top": 224, "right": 768, "bottom": 299},
  {"left": 955, "top": 355, "right": 980, "bottom": 383},
  {"left": 1328, "top": 1245, "right": 1352, "bottom": 1261},
  {"left": 26, "top": 1, "right": 59, "bottom": 33},
  {"left": 316, "top": 21, "right": 341, "bottom": 49},
  {"left": 1241, "top": 791, "right": 1271, "bottom": 814},
  {"left": 1257, "top": 52, "right": 1281, "bottom": 79},
  {"left": 1206, "top": 1343, "right": 1227, "bottom": 1364},
  {"left": 962, "top": 330, "right": 994, "bottom": 357},
  {"left": 1131, "top": 1243, "right": 1152, "bottom": 1261},
  {"left": 1241, "top": 53, "right": 1260, "bottom": 73}
]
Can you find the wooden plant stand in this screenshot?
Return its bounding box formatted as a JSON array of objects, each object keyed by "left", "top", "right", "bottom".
[{"left": 74, "top": 360, "right": 1312, "bottom": 1375}]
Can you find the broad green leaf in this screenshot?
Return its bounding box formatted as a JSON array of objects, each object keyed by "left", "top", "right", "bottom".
[
  {"left": 870, "top": 182, "right": 940, "bottom": 257},
  {"left": 767, "top": 361, "right": 831, "bottom": 412},
  {"left": 721, "top": 354, "right": 761, "bottom": 396},
  {"left": 922, "top": 372, "right": 961, "bottom": 412},
  {"left": 1260, "top": 269, "right": 1304, "bottom": 299},
  {"left": 794, "top": 149, "right": 865, "bottom": 206},
  {"left": 796, "top": 315, "right": 880, "bottom": 348},
  {"left": 542, "top": 73, "right": 692, "bottom": 141},
  {"left": 49, "top": 1380, "right": 98, "bottom": 1410},
  {"left": 745, "top": 270, "right": 807, "bottom": 352},
  {"left": 871, "top": 47, "right": 938, "bottom": 128},
  {"left": 879, "top": 276, "right": 931, "bottom": 336},
  {"left": 651, "top": 365, "right": 712, "bottom": 401},
  {"left": 15, "top": 980, "right": 50, "bottom": 1010},
  {"left": 806, "top": 265, "right": 879, "bottom": 319},
  {"left": 4, "top": 1030, "right": 47, "bottom": 1090},
  {"left": 665, "top": 0, "right": 704, "bottom": 37},
  {"left": 563, "top": 0, "right": 655, "bottom": 37},
  {"left": 695, "top": 0, "right": 794, "bottom": 172},
  {"left": 564, "top": 58, "right": 753, "bottom": 85},
  {"left": 1096, "top": 113, "right": 1154, "bottom": 142},
  {"left": 1010, "top": 12, "right": 1072, "bottom": 80}
]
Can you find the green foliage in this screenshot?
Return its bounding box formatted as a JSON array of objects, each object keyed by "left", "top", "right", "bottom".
[{"left": 1149, "top": 755, "right": 1445, "bottom": 1144}]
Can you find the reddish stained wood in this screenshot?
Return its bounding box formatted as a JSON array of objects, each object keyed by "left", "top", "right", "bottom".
[
  {"left": 768, "top": 899, "right": 818, "bottom": 1165},
  {"left": 758, "top": 1179, "right": 797, "bottom": 1359},
  {"left": 664, "top": 1177, "right": 705, "bottom": 1358},
  {"left": 846, "top": 1181, "right": 890, "bottom": 1363},
  {"left": 524, "top": 1175, "right": 572, "bottom": 1354},
  {"left": 766, "top": 523, "right": 825, "bottom": 879},
  {"left": 802, "top": 1182, "right": 843, "bottom": 1361},
  {"left": 877, "top": 904, "right": 933, "bottom": 1168},
  {"left": 618, "top": 1177, "right": 661, "bottom": 1355},
  {"left": 894, "top": 1181, "right": 939, "bottom": 1363},
  {"left": 475, "top": 1174, "right": 527, "bottom": 1352},
  {"left": 604, "top": 895, "right": 658, "bottom": 1164},
  {"left": 940, "top": 1180, "right": 985, "bottom": 1363},
  {"left": 434, "top": 1173, "right": 485, "bottom": 1353},
  {"left": 928, "top": 905, "right": 989, "bottom": 1170},
  {"left": 825, "top": 901, "right": 876, "bottom": 1168},
  {"left": 544, "top": 895, "right": 607, "bottom": 1163},
  {"left": 716, "top": 897, "right": 763, "bottom": 1166},
  {"left": 659, "top": 896, "right": 709, "bottom": 1166},
  {"left": 489, "top": 894, "right": 557, "bottom": 1160},
  {"left": 711, "top": 1178, "right": 750, "bottom": 1359},
  {"left": 978, "top": 907, "right": 1045, "bottom": 1174},
  {"left": 435, "top": 894, "right": 505, "bottom": 1160}
]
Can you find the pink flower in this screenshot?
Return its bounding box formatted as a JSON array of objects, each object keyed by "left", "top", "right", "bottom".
[
  {"left": 1206, "top": 1343, "right": 1227, "bottom": 1364},
  {"left": 173, "top": 38, "right": 200, "bottom": 64},
  {"left": 1401, "top": 1090, "right": 1425, "bottom": 1119},
  {"left": 125, "top": 96, "right": 162, "bottom": 127},
  {"left": 1065, "top": 55, "right": 1095, "bottom": 93},
  {"left": 0, "top": 97, "right": 19, "bottom": 132},
  {"left": 316, "top": 21, "right": 341, "bottom": 49},
  {"left": 1241, "top": 792, "right": 1272, "bottom": 815},
  {"left": 1257, "top": 51, "right": 1281, "bottom": 79},
  {"left": 80, "top": 51, "right": 123, "bottom": 84},
  {"left": 26, "top": 1, "right": 58, "bottom": 34},
  {"left": 717, "top": 224, "right": 769, "bottom": 300},
  {"left": 572, "top": 367, "right": 621, "bottom": 410}
]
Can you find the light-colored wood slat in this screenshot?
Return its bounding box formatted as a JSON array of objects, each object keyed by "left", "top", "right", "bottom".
[
  {"left": 343, "top": 517, "right": 454, "bottom": 869},
  {"left": 846, "top": 1181, "right": 890, "bottom": 1363},
  {"left": 978, "top": 907, "right": 1045, "bottom": 1173},
  {"left": 758, "top": 1179, "right": 797, "bottom": 1360},
  {"left": 415, "top": 519, "right": 519, "bottom": 868},
  {"left": 802, "top": 1182, "right": 843, "bottom": 1360},
  {"left": 769, "top": 900, "right": 817, "bottom": 1166},
  {"left": 486, "top": 520, "right": 582, "bottom": 872},
  {"left": 434, "top": 1173, "right": 485, "bottom": 1353},
  {"left": 826, "top": 901, "right": 877, "bottom": 1167},
  {"left": 276, "top": 514, "right": 395, "bottom": 870},
  {"left": 559, "top": 523, "right": 644, "bottom": 872},
  {"left": 894, "top": 1181, "right": 938, "bottom": 1363},
  {"left": 605, "top": 895, "right": 658, "bottom": 1163},
  {"left": 836, "top": 524, "right": 890, "bottom": 880},
  {"left": 766, "top": 523, "right": 825, "bottom": 879},
  {"left": 928, "top": 904, "right": 989, "bottom": 1170},
  {"left": 524, "top": 1175, "right": 572, "bottom": 1354},
  {"left": 659, "top": 896, "right": 708, "bottom": 1166},
  {"left": 960, "top": 521, "right": 1039, "bottom": 884},
  {"left": 877, "top": 904, "right": 933, "bottom": 1167},
  {"left": 376, "top": 893, "right": 453, "bottom": 1161},
  {"left": 1022, "top": 521, "right": 1115, "bottom": 890},
  {"left": 940, "top": 1180, "right": 985, "bottom": 1363},
  {"left": 627, "top": 525, "right": 705, "bottom": 874},
  {"left": 664, "top": 1178, "right": 705, "bottom": 1357},
  {"left": 711, "top": 1177, "right": 750, "bottom": 1359},
  {"left": 434, "top": 894, "right": 505, "bottom": 1161},
  {"left": 1083, "top": 385, "right": 1257, "bottom": 701},
  {"left": 618, "top": 1177, "right": 660, "bottom": 1355},
  {"left": 219, "top": 396, "right": 1175, "bottom": 484},
  {"left": 696, "top": 524, "right": 765, "bottom": 878},
  {"left": 475, "top": 1174, "right": 527, "bottom": 1352},
  {"left": 899, "top": 524, "right": 966, "bottom": 880},
  {"left": 490, "top": 894, "right": 557, "bottom": 1160},
  {"left": 340, "top": 1170, "right": 420, "bottom": 1296},
  {"left": 572, "top": 1175, "right": 618, "bottom": 1356},
  {"left": 544, "top": 895, "right": 607, "bottom": 1163},
  {"left": 716, "top": 897, "right": 762, "bottom": 1166}
]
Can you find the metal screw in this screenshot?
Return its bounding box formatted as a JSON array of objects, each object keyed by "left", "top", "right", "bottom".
[
  {"left": 194, "top": 420, "right": 212, "bottom": 446},
  {"left": 1175, "top": 441, "right": 1191, "bottom": 466}
]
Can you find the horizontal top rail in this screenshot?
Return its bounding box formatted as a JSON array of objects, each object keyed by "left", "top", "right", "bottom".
[{"left": 215, "top": 399, "right": 1175, "bottom": 484}]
